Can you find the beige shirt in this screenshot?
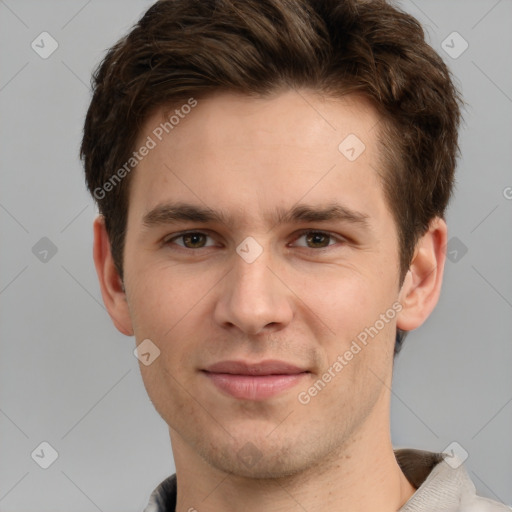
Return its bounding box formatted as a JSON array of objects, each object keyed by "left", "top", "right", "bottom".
[
  {"left": 395, "top": 449, "right": 510, "bottom": 512},
  {"left": 144, "top": 449, "right": 511, "bottom": 511}
]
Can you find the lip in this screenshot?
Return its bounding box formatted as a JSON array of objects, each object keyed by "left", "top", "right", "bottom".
[
  {"left": 202, "top": 360, "right": 310, "bottom": 401},
  {"left": 203, "top": 359, "right": 307, "bottom": 375}
]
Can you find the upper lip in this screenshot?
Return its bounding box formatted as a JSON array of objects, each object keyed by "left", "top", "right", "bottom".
[{"left": 202, "top": 360, "right": 308, "bottom": 376}]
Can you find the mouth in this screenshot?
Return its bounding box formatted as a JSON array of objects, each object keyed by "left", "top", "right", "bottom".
[{"left": 201, "top": 360, "right": 310, "bottom": 400}]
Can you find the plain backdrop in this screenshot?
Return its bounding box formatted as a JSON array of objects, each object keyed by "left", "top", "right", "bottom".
[{"left": 1, "top": 0, "right": 511, "bottom": 510}]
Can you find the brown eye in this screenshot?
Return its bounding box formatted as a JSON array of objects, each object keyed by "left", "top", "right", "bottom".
[
  {"left": 291, "top": 230, "right": 339, "bottom": 249},
  {"left": 166, "top": 232, "right": 215, "bottom": 249},
  {"left": 305, "top": 231, "right": 331, "bottom": 248},
  {"left": 182, "top": 233, "right": 207, "bottom": 248}
]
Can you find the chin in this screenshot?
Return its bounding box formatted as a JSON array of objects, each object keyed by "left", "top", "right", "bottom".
[{"left": 201, "top": 437, "right": 320, "bottom": 481}]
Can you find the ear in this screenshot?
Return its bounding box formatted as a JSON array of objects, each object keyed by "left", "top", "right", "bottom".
[
  {"left": 93, "top": 215, "right": 134, "bottom": 336},
  {"left": 396, "top": 217, "right": 447, "bottom": 332}
]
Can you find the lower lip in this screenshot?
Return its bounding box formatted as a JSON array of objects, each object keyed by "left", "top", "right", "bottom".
[{"left": 202, "top": 371, "right": 309, "bottom": 400}]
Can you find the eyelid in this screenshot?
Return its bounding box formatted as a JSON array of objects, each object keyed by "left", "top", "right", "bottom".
[
  {"left": 162, "top": 228, "right": 346, "bottom": 249},
  {"left": 163, "top": 230, "right": 218, "bottom": 247},
  {"left": 288, "top": 229, "right": 346, "bottom": 248}
]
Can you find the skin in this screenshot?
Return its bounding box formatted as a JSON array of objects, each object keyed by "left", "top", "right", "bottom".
[{"left": 94, "top": 89, "right": 447, "bottom": 512}]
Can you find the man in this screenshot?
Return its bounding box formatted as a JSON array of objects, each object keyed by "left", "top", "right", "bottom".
[{"left": 80, "top": 0, "right": 509, "bottom": 510}]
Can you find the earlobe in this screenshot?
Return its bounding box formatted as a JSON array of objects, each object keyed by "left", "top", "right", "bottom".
[
  {"left": 93, "top": 215, "right": 134, "bottom": 336},
  {"left": 396, "top": 217, "right": 447, "bottom": 332}
]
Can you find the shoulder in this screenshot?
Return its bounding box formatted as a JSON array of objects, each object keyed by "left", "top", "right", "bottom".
[
  {"left": 459, "top": 495, "right": 512, "bottom": 512},
  {"left": 395, "top": 448, "right": 511, "bottom": 512},
  {"left": 143, "top": 474, "right": 177, "bottom": 512}
]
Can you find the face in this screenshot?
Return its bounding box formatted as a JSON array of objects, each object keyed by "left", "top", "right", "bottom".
[{"left": 122, "top": 90, "right": 403, "bottom": 478}]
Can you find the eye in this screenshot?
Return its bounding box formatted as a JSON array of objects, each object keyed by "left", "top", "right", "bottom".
[
  {"left": 164, "top": 231, "right": 217, "bottom": 249},
  {"left": 290, "top": 230, "right": 343, "bottom": 249}
]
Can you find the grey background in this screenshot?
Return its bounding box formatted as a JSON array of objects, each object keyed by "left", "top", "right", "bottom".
[{"left": 0, "top": 0, "right": 511, "bottom": 510}]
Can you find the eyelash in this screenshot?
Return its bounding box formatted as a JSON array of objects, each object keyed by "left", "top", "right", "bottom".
[{"left": 163, "top": 229, "right": 346, "bottom": 251}]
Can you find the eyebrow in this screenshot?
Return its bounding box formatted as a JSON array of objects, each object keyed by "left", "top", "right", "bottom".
[{"left": 142, "top": 202, "right": 371, "bottom": 230}]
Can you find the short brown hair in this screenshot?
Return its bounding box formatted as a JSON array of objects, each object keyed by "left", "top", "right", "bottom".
[{"left": 81, "top": 0, "right": 462, "bottom": 354}]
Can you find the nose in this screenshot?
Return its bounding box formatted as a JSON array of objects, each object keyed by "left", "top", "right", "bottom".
[{"left": 213, "top": 246, "right": 294, "bottom": 335}]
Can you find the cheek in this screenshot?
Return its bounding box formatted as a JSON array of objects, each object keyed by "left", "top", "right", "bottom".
[
  {"left": 291, "top": 267, "right": 384, "bottom": 333},
  {"left": 295, "top": 266, "right": 398, "bottom": 375},
  {"left": 126, "top": 259, "right": 212, "bottom": 337},
  {"left": 126, "top": 261, "right": 226, "bottom": 391},
  {"left": 300, "top": 281, "right": 396, "bottom": 417},
  {"left": 129, "top": 267, "right": 203, "bottom": 396}
]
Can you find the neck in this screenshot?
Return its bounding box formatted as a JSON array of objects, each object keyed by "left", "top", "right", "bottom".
[{"left": 170, "top": 410, "right": 416, "bottom": 512}]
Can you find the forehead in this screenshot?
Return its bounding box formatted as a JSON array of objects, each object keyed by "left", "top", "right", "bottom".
[
  {"left": 128, "top": 90, "right": 388, "bottom": 228},
  {"left": 140, "top": 89, "right": 379, "bottom": 154}
]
